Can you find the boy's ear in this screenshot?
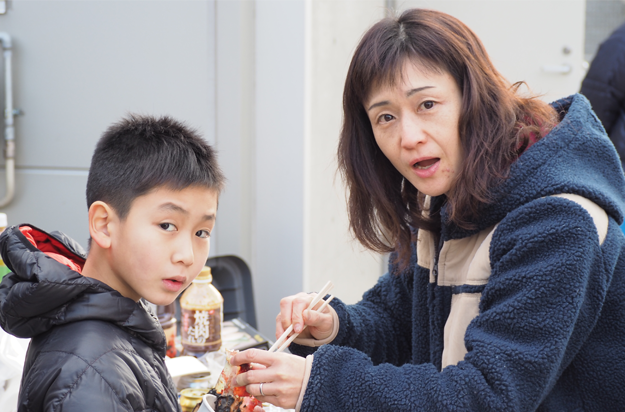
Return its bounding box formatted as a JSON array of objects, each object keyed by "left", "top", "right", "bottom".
[{"left": 88, "top": 201, "right": 116, "bottom": 249}]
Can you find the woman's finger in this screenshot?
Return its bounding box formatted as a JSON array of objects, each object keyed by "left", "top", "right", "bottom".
[
  {"left": 249, "top": 383, "right": 295, "bottom": 409},
  {"left": 289, "top": 293, "right": 316, "bottom": 333},
  {"left": 235, "top": 366, "right": 274, "bottom": 387},
  {"left": 278, "top": 296, "right": 296, "bottom": 333},
  {"left": 230, "top": 348, "right": 275, "bottom": 369},
  {"left": 235, "top": 352, "right": 306, "bottom": 410},
  {"left": 275, "top": 312, "right": 286, "bottom": 339}
]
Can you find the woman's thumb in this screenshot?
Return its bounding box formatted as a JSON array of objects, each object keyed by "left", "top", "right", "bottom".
[{"left": 303, "top": 308, "right": 320, "bottom": 326}]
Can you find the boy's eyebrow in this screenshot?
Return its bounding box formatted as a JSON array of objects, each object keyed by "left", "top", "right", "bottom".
[{"left": 158, "top": 203, "right": 215, "bottom": 221}]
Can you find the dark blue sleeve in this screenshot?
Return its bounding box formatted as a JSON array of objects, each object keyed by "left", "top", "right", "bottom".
[
  {"left": 290, "top": 255, "right": 419, "bottom": 366},
  {"left": 300, "top": 197, "right": 614, "bottom": 411}
]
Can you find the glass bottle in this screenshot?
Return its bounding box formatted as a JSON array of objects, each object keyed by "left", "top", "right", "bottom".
[
  {"left": 180, "top": 266, "right": 223, "bottom": 356},
  {"left": 157, "top": 302, "right": 177, "bottom": 358}
]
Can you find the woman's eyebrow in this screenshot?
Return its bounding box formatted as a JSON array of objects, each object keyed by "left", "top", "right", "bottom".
[
  {"left": 407, "top": 85, "right": 435, "bottom": 97},
  {"left": 367, "top": 85, "right": 436, "bottom": 111},
  {"left": 367, "top": 100, "right": 389, "bottom": 111}
]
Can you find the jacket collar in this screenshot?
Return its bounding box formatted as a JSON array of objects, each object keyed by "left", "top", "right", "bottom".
[{"left": 0, "top": 224, "right": 166, "bottom": 353}]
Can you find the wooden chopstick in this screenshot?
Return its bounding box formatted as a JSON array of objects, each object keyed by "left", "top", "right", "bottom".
[
  {"left": 268, "top": 280, "right": 334, "bottom": 353},
  {"left": 275, "top": 295, "right": 335, "bottom": 353}
]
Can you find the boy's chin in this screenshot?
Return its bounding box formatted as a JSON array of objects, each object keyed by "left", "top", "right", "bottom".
[{"left": 144, "top": 294, "right": 178, "bottom": 307}]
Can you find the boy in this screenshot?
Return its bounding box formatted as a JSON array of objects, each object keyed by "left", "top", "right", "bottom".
[{"left": 0, "top": 115, "right": 224, "bottom": 411}]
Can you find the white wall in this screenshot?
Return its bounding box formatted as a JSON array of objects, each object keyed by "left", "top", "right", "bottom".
[
  {"left": 397, "top": 0, "right": 587, "bottom": 103},
  {"left": 304, "top": 1, "right": 387, "bottom": 304}
]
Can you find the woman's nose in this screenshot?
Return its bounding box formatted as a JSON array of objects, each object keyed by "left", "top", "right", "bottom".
[{"left": 399, "top": 116, "right": 426, "bottom": 149}]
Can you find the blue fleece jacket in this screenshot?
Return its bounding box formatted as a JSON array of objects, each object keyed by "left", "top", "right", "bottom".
[{"left": 290, "top": 94, "right": 625, "bottom": 411}]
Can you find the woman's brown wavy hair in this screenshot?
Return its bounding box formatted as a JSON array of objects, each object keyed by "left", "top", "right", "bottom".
[{"left": 337, "top": 9, "right": 558, "bottom": 269}]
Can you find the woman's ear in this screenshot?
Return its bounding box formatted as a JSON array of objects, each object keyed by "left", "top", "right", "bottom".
[{"left": 88, "top": 201, "right": 115, "bottom": 249}]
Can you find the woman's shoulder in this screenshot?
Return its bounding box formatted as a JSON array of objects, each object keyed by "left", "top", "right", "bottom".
[{"left": 494, "top": 194, "right": 610, "bottom": 249}]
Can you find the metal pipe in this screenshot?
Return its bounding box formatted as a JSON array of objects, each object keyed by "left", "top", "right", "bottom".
[
  {"left": 0, "top": 32, "right": 15, "bottom": 208},
  {"left": 385, "top": 0, "right": 396, "bottom": 18}
]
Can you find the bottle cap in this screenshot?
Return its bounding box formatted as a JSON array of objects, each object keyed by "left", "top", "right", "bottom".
[
  {"left": 193, "top": 266, "right": 212, "bottom": 283},
  {"left": 0, "top": 213, "right": 7, "bottom": 228}
]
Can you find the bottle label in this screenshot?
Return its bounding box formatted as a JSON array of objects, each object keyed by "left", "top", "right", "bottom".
[{"left": 181, "top": 307, "right": 222, "bottom": 353}]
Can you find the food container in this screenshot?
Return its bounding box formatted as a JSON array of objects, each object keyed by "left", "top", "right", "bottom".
[
  {"left": 179, "top": 388, "right": 208, "bottom": 412},
  {"left": 178, "top": 372, "right": 213, "bottom": 390},
  {"left": 165, "top": 355, "right": 212, "bottom": 391},
  {"left": 197, "top": 393, "right": 217, "bottom": 412}
]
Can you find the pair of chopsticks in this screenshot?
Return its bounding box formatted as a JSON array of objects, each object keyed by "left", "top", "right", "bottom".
[{"left": 268, "top": 280, "right": 335, "bottom": 353}]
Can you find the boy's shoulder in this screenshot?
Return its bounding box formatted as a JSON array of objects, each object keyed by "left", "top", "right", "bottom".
[
  {"left": 32, "top": 318, "right": 145, "bottom": 360},
  {"left": 20, "top": 318, "right": 179, "bottom": 411}
]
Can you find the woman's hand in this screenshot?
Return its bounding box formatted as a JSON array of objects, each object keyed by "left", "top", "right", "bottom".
[
  {"left": 276, "top": 292, "right": 334, "bottom": 341},
  {"left": 232, "top": 349, "right": 307, "bottom": 409}
]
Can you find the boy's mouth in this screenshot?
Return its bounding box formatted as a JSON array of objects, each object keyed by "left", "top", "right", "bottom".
[{"left": 163, "top": 277, "right": 186, "bottom": 291}]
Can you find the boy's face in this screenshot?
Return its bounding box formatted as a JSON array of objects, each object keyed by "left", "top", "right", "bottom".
[{"left": 106, "top": 185, "right": 218, "bottom": 305}]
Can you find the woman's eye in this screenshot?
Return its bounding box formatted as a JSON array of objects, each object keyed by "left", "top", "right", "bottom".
[
  {"left": 379, "top": 114, "right": 395, "bottom": 123},
  {"left": 421, "top": 100, "right": 436, "bottom": 110},
  {"left": 196, "top": 229, "right": 210, "bottom": 239},
  {"left": 159, "top": 223, "right": 176, "bottom": 232}
]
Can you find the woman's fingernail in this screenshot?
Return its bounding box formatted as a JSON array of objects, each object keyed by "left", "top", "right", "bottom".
[{"left": 295, "top": 323, "right": 302, "bottom": 333}]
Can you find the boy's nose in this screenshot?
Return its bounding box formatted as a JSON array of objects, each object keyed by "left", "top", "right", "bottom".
[{"left": 173, "top": 237, "right": 195, "bottom": 266}]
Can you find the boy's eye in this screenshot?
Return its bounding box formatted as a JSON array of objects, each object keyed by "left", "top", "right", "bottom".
[
  {"left": 196, "top": 229, "right": 210, "bottom": 239},
  {"left": 159, "top": 223, "right": 176, "bottom": 232}
]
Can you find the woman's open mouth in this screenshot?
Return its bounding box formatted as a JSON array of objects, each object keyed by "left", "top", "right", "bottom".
[
  {"left": 414, "top": 158, "right": 439, "bottom": 170},
  {"left": 411, "top": 157, "right": 440, "bottom": 178}
]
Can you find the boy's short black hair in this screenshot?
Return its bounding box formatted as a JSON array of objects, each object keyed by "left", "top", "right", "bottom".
[{"left": 86, "top": 114, "right": 225, "bottom": 219}]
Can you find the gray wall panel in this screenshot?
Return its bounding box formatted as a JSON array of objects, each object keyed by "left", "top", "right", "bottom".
[
  {"left": 0, "top": 170, "right": 88, "bottom": 245},
  {"left": 254, "top": 0, "right": 306, "bottom": 335},
  {"left": 1, "top": 0, "right": 215, "bottom": 170}
]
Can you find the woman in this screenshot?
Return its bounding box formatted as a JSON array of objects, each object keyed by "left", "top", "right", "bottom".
[{"left": 233, "top": 9, "right": 625, "bottom": 411}]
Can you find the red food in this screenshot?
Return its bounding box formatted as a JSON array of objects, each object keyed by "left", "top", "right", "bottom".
[{"left": 213, "top": 350, "right": 262, "bottom": 412}]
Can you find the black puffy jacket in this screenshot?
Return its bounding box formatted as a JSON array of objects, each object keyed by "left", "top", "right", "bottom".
[
  {"left": 0, "top": 224, "right": 181, "bottom": 412},
  {"left": 581, "top": 22, "right": 625, "bottom": 166}
]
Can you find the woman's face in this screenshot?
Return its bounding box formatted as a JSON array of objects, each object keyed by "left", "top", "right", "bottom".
[{"left": 366, "top": 61, "right": 463, "bottom": 197}]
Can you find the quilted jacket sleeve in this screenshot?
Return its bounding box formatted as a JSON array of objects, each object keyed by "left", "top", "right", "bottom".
[
  {"left": 290, "top": 253, "right": 424, "bottom": 367},
  {"left": 18, "top": 324, "right": 181, "bottom": 412},
  {"left": 298, "top": 197, "right": 618, "bottom": 412}
]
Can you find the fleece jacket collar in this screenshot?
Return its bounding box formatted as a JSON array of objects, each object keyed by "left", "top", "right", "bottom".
[{"left": 441, "top": 94, "right": 625, "bottom": 241}]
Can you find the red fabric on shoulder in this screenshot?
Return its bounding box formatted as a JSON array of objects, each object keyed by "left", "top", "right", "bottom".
[{"left": 20, "top": 226, "right": 85, "bottom": 273}]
